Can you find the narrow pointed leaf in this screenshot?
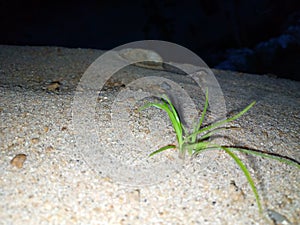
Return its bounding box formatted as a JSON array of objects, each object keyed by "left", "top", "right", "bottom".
[
  {"left": 189, "top": 101, "right": 256, "bottom": 139},
  {"left": 139, "top": 100, "right": 183, "bottom": 146},
  {"left": 149, "top": 145, "right": 176, "bottom": 157},
  {"left": 221, "top": 147, "right": 262, "bottom": 213},
  {"left": 191, "top": 88, "right": 209, "bottom": 142},
  {"left": 226, "top": 147, "right": 300, "bottom": 169},
  {"left": 197, "top": 127, "right": 230, "bottom": 141},
  {"left": 162, "top": 94, "right": 181, "bottom": 125},
  {"left": 184, "top": 141, "right": 211, "bottom": 155}
]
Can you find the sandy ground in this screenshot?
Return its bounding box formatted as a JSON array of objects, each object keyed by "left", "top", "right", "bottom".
[{"left": 0, "top": 45, "right": 299, "bottom": 225}]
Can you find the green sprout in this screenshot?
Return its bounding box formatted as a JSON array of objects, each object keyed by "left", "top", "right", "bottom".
[{"left": 139, "top": 89, "right": 300, "bottom": 214}]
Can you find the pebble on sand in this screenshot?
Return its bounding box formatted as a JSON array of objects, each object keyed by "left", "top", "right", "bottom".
[
  {"left": 46, "top": 81, "right": 61, "bottom": 92},
  {"left": 118, "top": 48, "right": 164, "bottom": 70},
  {"left": 10, "top": 154, "right": 27, "bottom": 168}
]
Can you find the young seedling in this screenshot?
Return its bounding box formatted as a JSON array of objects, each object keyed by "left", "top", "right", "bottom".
[{"left": 139, "top": 89, "right": 300, "bottom": 214}]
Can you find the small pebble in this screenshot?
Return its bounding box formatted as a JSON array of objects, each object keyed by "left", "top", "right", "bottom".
[
  {"left": 10, "top": 154, "right": 27, "bottom": 168},
  {"left": 46, "top": 81, "right": 60, "bottom": 91},
  {"left": 61, "top": 126, "right": 68, "bottom": 131},
  {"left": 118, "top": 48, "right": 164, "bottom": 70},
  {"left": 44, "top": 126, "right": 49, "bottom": 133},
  {"left": 30, "top": 138, "right": 40, "bottom": 144},
  {"left": 267, "top": 209, "right": 291, "bottom": 225},
  {"left": 45, "top": 146, "right": 54, "bottom": 152}
]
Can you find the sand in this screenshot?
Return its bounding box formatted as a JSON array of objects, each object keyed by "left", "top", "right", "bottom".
[{"left": 0, "top": 45, "right": 299, "bottom": 225}]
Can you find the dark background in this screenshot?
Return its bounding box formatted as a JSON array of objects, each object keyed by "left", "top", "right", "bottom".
[{"left": 1, "top": 0, "right": 300, "bottom": 81}]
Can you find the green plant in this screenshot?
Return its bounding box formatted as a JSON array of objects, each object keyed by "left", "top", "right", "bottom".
[{"left": 139, "top": 89, "right": 300, "bottom": 213}]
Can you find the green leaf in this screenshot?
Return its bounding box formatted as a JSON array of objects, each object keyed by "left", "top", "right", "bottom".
[
  {"left": 149, "top": 145, "right": 176, "bottom": 157},
  {"left": 221, "top": 147, "right": 262, "bottom": 213},
  {"left": 187, "top": 101, "right": 256, "bottom": 140},
  {"left": 161, "top": 94, "right": 181, "bottom": 125},
  {"left": 139, "top": 95, "right": 184, "bottom": 153},
  {"left": 190, "top": 88, "right": 209, "bottom": 143},
  {"left": 190, "top": 127, "right": 229, "bottom": 142},
  {"left": 226, "top": 147, "right": 300, "bottom": 169},
  {"left": 184, "top": 141, "right": 211, "bottom": 155}
]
